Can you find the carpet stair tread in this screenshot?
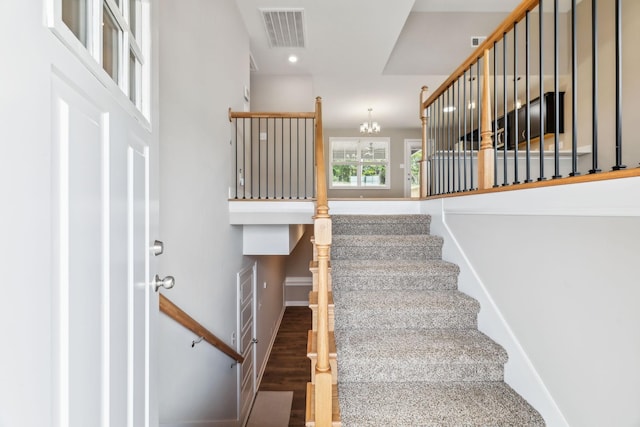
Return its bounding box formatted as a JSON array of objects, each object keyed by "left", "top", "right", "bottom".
[{"left": 338, "top": 381, "right": 545, "bottom": 426}]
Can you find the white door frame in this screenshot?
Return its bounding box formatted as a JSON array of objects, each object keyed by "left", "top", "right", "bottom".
[
  {"left": 404, "top": 139, "right": 422, "bottom": 198},
  {"left": 237, "top": 262, "right": 258, "bottom": 426}
]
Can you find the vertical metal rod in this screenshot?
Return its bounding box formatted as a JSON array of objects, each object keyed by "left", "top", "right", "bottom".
[
  {"left": 525, "top": 11, "right": 532, "bottom": 182},
  {"left": 503, "top": 32, "right": 508, "bottom": 186},
  {"left": 553, "top": 0, "right": 562, "bottom": 178},
  {"left": 243, "top": 119, "right": 247, "bottom": 199},
  {"left": 457, "top": 77, "right": 462, "bottom": 192},
  {"left": 475, "top": 57, "right": 480, "bottom": 190},
  {"left": 258, "top": 118, "right": 261, "bottom": 198},
  {"left": 289, "top": 118, "right": 293, "bottom": 198},
  {"left": 297, "top": 118, "right": 300, "bottom": 198},
  {"left": 513, "top": 22, "right": 520, "bottom": 184},
  {"left": 539, "top": 0, "right": 546, "bottom": 181},
  {"left": 440, "top": 96, "right": 444, "bottom": 194},
  {"left": 463, "top": 69, "right": 468, "bottom": 191},
  {"left": 570, "top": 0, "right": 580, "bottom": 176},
  {"left": 281, "top": 118, "right": 284, "bottom": 199},
  {"left": 250, "top": 118, "right": 254, "bottom": 198},
  {"left": 304, "top": 118, "right": 308, "bottom": 198},
  {"left": 234, "top": 118, "right": 238, "bottom": 199},
  {"left": 447, "top": 86, "right": 451, "bottom": 193},
  {"left": 590, "top": 0, "right": 600, "bottom": 174},
  {"left": 613, "top": 0, "right": 626, "bottom": 171},
  {"left": 312, "top": 117, "right": 316, "bottom": 198},
  {"left": 470, "top": 65, "right": 475, "bottom": 190},
  {"left": 493, "top": 41, "right": 498, "bottom": 187},
  {"left": 266, "top": 119, "right": 269, "bottom": 198}
]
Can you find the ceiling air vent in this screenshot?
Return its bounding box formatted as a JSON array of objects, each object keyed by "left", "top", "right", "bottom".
[
  {"left": 471, "top": 36, "right": 487, "bottom": 47},
  {"left": 261, "top": 8, "right": 306, "bottom": 48}
]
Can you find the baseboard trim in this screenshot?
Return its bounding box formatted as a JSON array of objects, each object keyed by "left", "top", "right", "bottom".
[
  {"left": 255, "top": 304, "right": 285, "bottom": 390},
  {"left": 285, "top": 300, "right": 309, "bottom": 307},
  {"left": 161, "top": 420, "right": 239, "bottom": 427}
]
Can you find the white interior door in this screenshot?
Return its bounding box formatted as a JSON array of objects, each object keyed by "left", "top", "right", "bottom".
[
  {"left": 404, "top": 139, "right": 423, "bottom": 198},
  {"left": 237, "top": 263, "right": 257, "bottom": 426}
]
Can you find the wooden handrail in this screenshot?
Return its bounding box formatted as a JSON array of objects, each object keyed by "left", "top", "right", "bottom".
[
  {"left": 228, "top": 109, "right": 316, "bottom": 121},
  {"left": 159, "top": 294, "right": 244, "bottom": 364},
  {"left": 312, "top": 96, "right": 333, "bottom": 427},
  {"left": 422, "top": 0, "right": 540, "bottom": 110}
]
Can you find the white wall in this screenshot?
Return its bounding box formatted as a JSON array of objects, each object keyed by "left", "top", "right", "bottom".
[
  {"left": 250, "top": 74, "right": 315, "bottom": 112},
  {"left": 157, "top": 1, "right": 286, "bottom": 425},
  {"left": 423, "top": 176, "right": 640, "bottom": 427}
]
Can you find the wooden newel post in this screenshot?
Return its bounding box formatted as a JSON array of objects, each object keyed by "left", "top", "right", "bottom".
[
  {"left": 478, "top": 49, "right": 495, "bottom": 189},
  {"left": 419, "top": 86, "right": 429, "bottom": 198},
  {"left": 313, "top": 95, "right": 332, "bottom": 426}
]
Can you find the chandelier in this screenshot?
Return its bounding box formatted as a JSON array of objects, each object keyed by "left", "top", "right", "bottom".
[{"left": 359, "top": 108, "right": 380, "bottom": 134}]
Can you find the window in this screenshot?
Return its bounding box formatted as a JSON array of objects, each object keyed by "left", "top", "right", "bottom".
[
  {"left": 330, "top": 138, "right": 390, "bottom": 189},
  {"left": 52, "top": 0, "right": 148, "bottom": 117}
]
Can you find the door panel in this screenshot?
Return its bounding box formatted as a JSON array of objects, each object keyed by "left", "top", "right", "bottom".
[{"left": 237, "top": 264, "right": 257, "bottom": 425}]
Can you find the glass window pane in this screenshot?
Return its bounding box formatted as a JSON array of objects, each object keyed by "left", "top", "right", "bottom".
[
  {"left": 102, "top": 6, "right": 121, "bottom": 83},
  {"left": 331, "top": 140, "right": 357, "bottom": 162},
  {"left": 332, "top": 165, "right": 357, "bottom": 187},
  {"left": 129, "top": 0, "right": 138, "bottom": 38},
  {"left": 362, "top": 165, "right": 386, "bottom": 187},
  {"left": 129, "top": 50, "right": 137, "bottom": 104},
  {"left": 361, "top": 140, "right": 388, "bottom": 162},
  {"left": 62, "top": 0, "right": 88, "bottom": 46}
]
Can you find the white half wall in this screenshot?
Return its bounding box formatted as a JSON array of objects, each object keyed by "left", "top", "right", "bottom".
[{"left": 423, "top": 176, "right": 640, "bottom": 427}]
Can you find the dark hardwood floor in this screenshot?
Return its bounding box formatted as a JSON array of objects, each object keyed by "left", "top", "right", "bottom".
[{"left": 259, "top": 306, "right": 311, "bottom": 427}]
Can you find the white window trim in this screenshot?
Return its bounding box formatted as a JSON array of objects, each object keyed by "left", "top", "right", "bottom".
[
  {"left": 329, "top": 137, "right": 391, "bottom": 189},
  {"left": 46, "top": 0, "right": 151, "bottom": 126}
]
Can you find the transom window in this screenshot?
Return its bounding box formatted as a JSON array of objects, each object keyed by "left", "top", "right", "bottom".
[
  {"left": 52, "top": 0, "right": 148, "bottom": 118},
  {"left": 330, "top": 138, "right": 390, "bottom": 189}
]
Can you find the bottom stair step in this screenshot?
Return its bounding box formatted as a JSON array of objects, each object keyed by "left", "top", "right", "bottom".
[{"left": 338, "top": 381, "right": 545, "bottom": 427}]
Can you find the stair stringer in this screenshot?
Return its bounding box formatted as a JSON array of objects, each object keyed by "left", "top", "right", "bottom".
[{"left": 421, "top": 198, "right": 569, "bottom": 427}]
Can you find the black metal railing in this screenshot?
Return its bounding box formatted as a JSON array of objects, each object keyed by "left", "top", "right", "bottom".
[
  {"left": 421, "top": 0, "right": 639, "bottom": 197},
  {"left": 229, "top": 114, "right": 315, "bottom": 200}
]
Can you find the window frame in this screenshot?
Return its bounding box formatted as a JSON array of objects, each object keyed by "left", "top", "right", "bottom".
[
  {"left": 329, "top": 137, "right": 391, "bottom": 189},
  {"left": 46, "top": 0, "right": 150, "bottom": 124}
]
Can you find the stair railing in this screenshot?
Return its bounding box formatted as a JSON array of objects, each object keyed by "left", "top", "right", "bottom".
[
  {"left": 420, "top": 0, "right": 640, "bottom": 198},
  {"left": 228, "top": 108, "right": 316, "bottom": 200},
  {"left": 159, "top": 294, "right": 244, "bottom": 363},
  {"left": 311, "top": 96, "right": 334, "bottom": 426}
]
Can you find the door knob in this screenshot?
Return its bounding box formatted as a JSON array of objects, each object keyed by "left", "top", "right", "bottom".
[{"left": 153, "top": 275, "right": 175, "bottom": 292}]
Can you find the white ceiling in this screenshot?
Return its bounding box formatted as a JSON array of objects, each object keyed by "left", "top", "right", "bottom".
[{"left": 236, "top": 0, "right": 523, "bottom": 129}]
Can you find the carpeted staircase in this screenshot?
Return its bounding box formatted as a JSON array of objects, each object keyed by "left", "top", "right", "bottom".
[{"left": 330, "top": 214, "right": 545, "bottom": 426}]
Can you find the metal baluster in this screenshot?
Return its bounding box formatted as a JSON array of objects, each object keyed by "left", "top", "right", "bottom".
[
  {"left": 494, "top": 41, "right": 499, "bottom": 187},
  {"left": 514, "top": 23, "right": 520, "bottom": 184},
  {"left": 258, "top": 118, "right": 261, "bottom": 198},
  {"left": 539, "top": 1, "right": 546, "bottom": 181},
  {"left": 470, "top": 65, "right": 475, "bottom": 190},
  {"left": 475, "top": 59, "right": 480, "bottom": 190},
  {"left": 589, "top": 0, "right": 600, "bottom": 174},
  {"left": 289, "top": 118, "right": 293, "bottom": 198},
  {"left": 613, "top": 0, "right": 626, "bottom": 171},
  {"left": 463, "top": 69, "right": 468, "bottom": 191},
  {"left": 526, "top": 10, "right": 533, "bottom": 182},
  {"left": 553, "top": 0, "right": 562, "bottom": 179},
  {"left": 503, "top": 32, "right": 509, "bottom": 186},
  {"left": 447, "top": 86, "right": 451, "bottom": 193},
  {"left": 281, "top": 118, "right": 284, "bottom": 199},
  {"left": 234, "top": 118, "right": 238, "bottom": 199},
  {"left": 296, "top": 118, "right": 300, "bottom": 198},
  {"left": 457, "top": 77, "right": 462, "bottom": 192},
  {"left": 570, "top": 0, "right": 580, "bottom": 176}
]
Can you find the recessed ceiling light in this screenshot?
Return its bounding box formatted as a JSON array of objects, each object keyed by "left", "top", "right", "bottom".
[
  {"left": 288, "top": 55, "right": 298, "bottom": 63},
  {"left": 443, "top": 106, "right": 456, "bottom": 113}
]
